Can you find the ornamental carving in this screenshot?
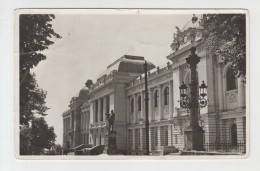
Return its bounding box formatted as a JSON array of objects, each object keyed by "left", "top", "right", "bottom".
[
  {"left": 170, "top": 15, "right": 204, "bottom": 52},
  {"left": 163, "top": 106, "right": 169, "bottom": 115},
  {"left": 228, "top": 92, "right": 238, "bottom": 103}
]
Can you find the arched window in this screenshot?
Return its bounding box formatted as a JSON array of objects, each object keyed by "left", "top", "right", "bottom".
[
  {"left": 226, "top": 67, "right": 237, "bottom": 91},
  {"left": 130, "top": 98, "right": 134, "bottom": 113},
  {"left": 164, "top": 87, "right": 169, "bottom": 105},
  {"left": 138, "top": 96, "right": 141, "bottom": 111},
  {"left": 154, "top": 90, "right": 158, "bottom": 108}
]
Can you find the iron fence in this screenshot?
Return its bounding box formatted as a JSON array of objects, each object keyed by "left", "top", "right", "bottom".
[{"left": 204, "top": 141, "right": 246, "bottom": 153}]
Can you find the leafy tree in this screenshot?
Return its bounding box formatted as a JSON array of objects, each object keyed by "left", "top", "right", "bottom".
[
  {"left": 20, "top": 125, "right": 32, "bottom": 155},
  {"left": 19, "top": 14, "right": 61, "bottom": 125},
  {"left": 30, "top": 117, "right": 57, "bottom": 155},
  {"left": 20, "top": 73, "right": 49, "bottom": 125},
  {"left": 199, "top": 14, "right": 246, "bottom": 80},
  {"left": 20, "top": 14, "right": 61, "bottom": 84},
  {"left": 20, "top": 117, "right": 56, "bottom": 155},
  {"left": 19, "top": 14, "right": 60, "bottom": 155}
]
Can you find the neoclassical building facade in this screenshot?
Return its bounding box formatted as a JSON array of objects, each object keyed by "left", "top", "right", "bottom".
[{"left": 62, "top": 18, "right": 246, "bottom": 154}]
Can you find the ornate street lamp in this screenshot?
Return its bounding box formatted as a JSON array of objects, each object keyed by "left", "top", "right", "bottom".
[
  {"left": 178, "top": 47, "right": 208, "bottom": 151},
  {"left": 144, "top": 61, "right": 149, "bottom": 155},
  {"left": 199, "top": 81, "right": 208, "bottom": 108},
  {"left": 179, "top": 82, "right": 189, "bottom": 109}
]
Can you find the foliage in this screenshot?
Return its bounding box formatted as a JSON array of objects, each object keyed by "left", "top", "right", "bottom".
[
  {"left": 31, "top": 117, "right": 56, "bottom": 154},
  {"left": 20, "top": 125, "right": 32, "bottom": 155},
  {"left": 20, "top": 117, "right": 56, "bottom": 155},
  {"left": 20, "top": 14, "right": 61, "bottom": 82},
  {"left": 19, "top": 14, "right": 61, "bottom": 125},
  {"left": 199, "top": 14, "right": 246, "bottom": 80},
  {"left": 19, "top": 14, "right": 60, "bottom": 155},
  {"left": 20, "top": 73, "right": 49, "bottom": 125}
]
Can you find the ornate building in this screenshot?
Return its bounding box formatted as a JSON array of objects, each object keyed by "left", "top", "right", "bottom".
[{"left": 62, "top": 17, "right": 246, "bottom": 154}]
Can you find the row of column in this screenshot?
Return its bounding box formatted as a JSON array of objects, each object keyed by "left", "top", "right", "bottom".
[
  {"left": 93, "top": 96, "right": 110, "bottom": 123},
  {"left": 80, "top": 111, "right": 90, "bottom": 131},
  {"left": 129, "top": 126, "right": 171, "bottom": 151},
  {"left": 63, "top": 117, "right": 71, "bottom": 134},
  {"left": 128, "top": 81, "right": 173, "bottom": 123}
]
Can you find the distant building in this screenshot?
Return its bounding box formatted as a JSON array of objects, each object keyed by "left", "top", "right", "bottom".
[{"left": 62, "top": 17, "right": 246, "bottom": 154}]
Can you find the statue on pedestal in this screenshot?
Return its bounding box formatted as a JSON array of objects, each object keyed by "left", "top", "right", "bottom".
[
  {"left": 105, "top": 110, "right": 118, "bottom": 154},
  {"left": 107, "top": 110, "right": 115, "bottom": 132}
]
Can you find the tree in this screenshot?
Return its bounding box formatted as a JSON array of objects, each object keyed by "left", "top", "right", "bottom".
[
  {"left": 30, "top": 117, "right": 56, "bottom": 155},
  {"left": 20, "top": 117, "right": 56, "bottom": 155},
  {"left": 19, "top": 14, "right": 61, "bottom": 125},
  {"left": 20, "top": 125, "right": 32, "bottom": 155},
  {"left": 19, "top": 14, "right": 60, "bottom": 155},
  {"left": 199, "top": 14, "right": 246, "bottom": 80},
  {"left": 20, "top": 73, "right": 49, "bottom": 125},
  {"left": 20, "top": 14, "right": 61, "bottom": 84}
]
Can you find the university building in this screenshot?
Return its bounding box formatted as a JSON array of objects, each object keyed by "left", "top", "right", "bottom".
[{"left": 62, "top": 17, "right": 246, "bottom": 154}]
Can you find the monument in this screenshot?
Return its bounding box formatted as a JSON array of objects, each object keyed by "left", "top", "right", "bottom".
[{"left": 105, "top": 110, "right": 118, "bottom": 154}]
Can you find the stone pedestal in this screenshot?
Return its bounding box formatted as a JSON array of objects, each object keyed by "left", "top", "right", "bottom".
[
  {"left": 107, "top": 131, "right": 118, "bottom": 155},
  {"left": 184, "top": 125, "right": 204, "bottom": 151}
]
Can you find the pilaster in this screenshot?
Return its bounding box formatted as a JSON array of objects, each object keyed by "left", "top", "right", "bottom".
[
  {"left": 173, "top": 68, "right": 181, "bottom": 117},
  {"left": 158, "top": 85, "right": 162, "bottom": 120},
  {"left": 169, "top": 81, "right": 173, "bottom": 119},
  {"left": 237, "top": 77, "right": 246, "bottom": 108},
  {"left": 141, "top": 91, "right": 144, "bottom": 119},
  {"left": 237, "top": 117, "right": 244, "bottom": 142},
  {"left": 148, "top": 88, "right": 153, "bottom": 122},
  {"left": 133, "top": 94, "right": 136, "bottom": 123},
  {"left": 217, "top": 63, "right": 224, "bottom": 111}
]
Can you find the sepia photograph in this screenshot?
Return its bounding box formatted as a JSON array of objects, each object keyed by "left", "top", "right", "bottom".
[{"left": 16, "top": 9, "right": 249, "bottom": 159}]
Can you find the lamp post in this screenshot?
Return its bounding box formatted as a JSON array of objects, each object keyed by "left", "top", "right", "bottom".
[
  {"left": 179, "top": 47, "right": 208, "bottom": 151},
  {"left": 144, "top": 61, "right": 150, "bottom": 155}
]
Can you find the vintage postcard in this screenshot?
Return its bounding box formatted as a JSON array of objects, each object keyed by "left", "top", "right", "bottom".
[{"left": 14, "top": 9, "right": 249, "bottom": 159}]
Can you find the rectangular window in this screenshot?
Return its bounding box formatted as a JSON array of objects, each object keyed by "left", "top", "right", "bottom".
[
  {"left": 128, "top": 129, "right": 133, "bottom": 149},
  {"left": 95, "top": 101, "right": 98, "bottom": 122},
  {"left": 154, "top": 127, "right": 158, "bottom": 146},
  {"left": 142, "top": 128, "right": 146, "bottom": 149},
  {"left": 100, "top": 99, "right": 104, "bottom": 121},
  {"left": 135, "top": 129, "right": 140, "bottom": 150},
  {"left": 106, "top": 95, "right": 110, "bottom": 113},
  {"left": 243, "top": 117, "right": 246, "bottom": 143},
  {"left": 165, "top": 126, "right": 168, "bottom": 146},
  {"left": 175, "top": 134, "right": 178, "bottom": 144},
  {"left": 86, "top": 111, "right": 90, "bottom": 129}
]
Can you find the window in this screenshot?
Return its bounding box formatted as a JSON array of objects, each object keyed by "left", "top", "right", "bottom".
[
  {"left": 154, "top": 90, "right": 158, "bottom": 108},
  {"left": 226, "top": 67, "right": 237, "bottom": 91},
  {"left": 95, "top": 101, "right": 98, "bottom": 122},
  {"left": 106, "top": 95, "right": 110, "bottom": 113},
  {"left": 154, "top": 127, "right": 158, "bottom": 146},
  {"left": 130, "top": 98, "right": 134, "bottom": 113},
  {"left": 175, "top": 134, "right": 178, "bottom": 144},
  {"left": 100, "top": 99, "right": 103, "bottom": 121},
  {"left": 243, "top": 117, "right": 246, "bottom": 143},
  {"left": 128, "top": 129, "right": 133, "bottom": 149},
  {"left": 231, "top": 124, "right": 237, "bottom": 146},
  {"left": 138, "top": 96, "right": 141, "bottom": 111},
  {"left": 164, "top": 126, "right": 168, "bottom": 146},
  {"left": 164, "top": 87, "right": 169, "bottom": 105}
]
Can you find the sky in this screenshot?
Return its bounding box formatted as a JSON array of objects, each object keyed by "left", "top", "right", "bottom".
[{"left": 32, "top": 11, "right": 194, "bottom": 145}]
